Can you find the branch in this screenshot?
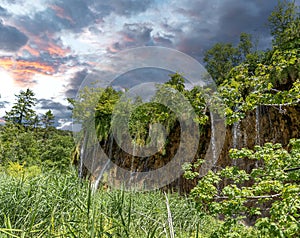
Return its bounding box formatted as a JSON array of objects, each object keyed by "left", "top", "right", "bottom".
[
  {"left": 284, "top": 166, "right": 300, "bottom": 172},
  {"left": 260, "top": 99, "right": 300, "bottom": 107},
  {"left": 215, "top": 193, "right": 281, "bottom": 200}
]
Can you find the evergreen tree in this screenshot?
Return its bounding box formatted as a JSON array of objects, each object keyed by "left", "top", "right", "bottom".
[
  {"left": 4, "top": 89, "right": 37, "bottom": 127},
  {"left": 268, "top": 0, "right": 300, "bottom": 49},
  {"left": 41, "top": 110, "right": 55, "bottom": 129}
]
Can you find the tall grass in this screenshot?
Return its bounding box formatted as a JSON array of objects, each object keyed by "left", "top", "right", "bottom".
[{"left": 0, "top": 168, "right": 218, "bottom": 237}]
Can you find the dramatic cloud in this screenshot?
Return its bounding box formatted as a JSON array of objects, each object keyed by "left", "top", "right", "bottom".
[
  {"left": 37, "top": 98, "right": 72, "bottom": 127},
  {"left": 0, "top": 22, "right": 28, "bottom": 51},
  {"left": 168, "top": 0, "right": 278, "bottom": 58},
  {"left": 64, "top": 69, "right": 88, "bottom": 98},
  {"left": 0, "top": 0, "right": 289, "bottom": 128}
]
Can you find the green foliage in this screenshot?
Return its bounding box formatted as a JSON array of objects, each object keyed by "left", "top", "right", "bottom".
[
  {"left": 41, "top": 109, "right": 55, "bottom": 129},
  {"left": 0, "top": 122, "right": 74, "bottom": 171},
  {"left": 6, "top": 161, "right": 41, "bottom": 178},
  {"left": 184, "top": 139, "right": 300, "bottom": 237},
  {"left": 203, "top": 32, "right": 255, "bottom": 86},
  {"left": 204, "top": 42, "right": 240, "bottom": 86},
  {"left": 268, "top": 0, "right": 300, "bottom": 49},
  {"left": 0, "top": 170, "right": 218, "bottom": 238},
  {"left": 95, "top": 87, "right": 122, "bottom": 141},
  {"left": 40, "top": 133, "right": 74, "bottom": 169},
  {"left": 4, "top": 88, "right": 37, "bottom": 127},
  {"left": 219, "top": 45, "right": 300, "bottom": 124}
]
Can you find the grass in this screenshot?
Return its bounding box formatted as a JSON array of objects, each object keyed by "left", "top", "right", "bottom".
[{"left": 0, "top": 168, "right": 219, "bottom": 237}]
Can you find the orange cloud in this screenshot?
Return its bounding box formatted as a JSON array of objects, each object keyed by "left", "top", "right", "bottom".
[
  {"left": 46, "top": 41, "right": 71, "bottom": 57},
  {"left": 124, "top": 35, "right": 135, "bottom": 43},
  {"left": 0, "top": 57, "right": 56, "bottom": 86},
  {"left": 20, "top": 44, "right": 40, "bottom": 57},
  {"left": 49, "top": 5, "right": 75, "bottom": 24},
  {"left": 9, "top": 24, "right": 71, "bottom": 58}
]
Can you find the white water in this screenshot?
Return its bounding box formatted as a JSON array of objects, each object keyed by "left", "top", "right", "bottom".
[
  {"left": 255, "top": 106, "right": 261, "bottom": 146},
  {"left": 255, "top": 106, "right": 261, "bottom": 167},
  {"left": 129, "top": 137, "right": 137, "bottom": 184},
  {"left": 93, "top": 135, "right": 113, "bottom": 191},
  {"left": 79, "top": 131, "right": 88, "bottom": 178},
  {"left": 93, "top": 159, "right": 111, "bottom": 192},
  {"left": 232, "top": 121, "right": 240, "bottom": 166},
  {"left": 210, "top": 111, "right": 217, "bottom": 163},
  {"left": 232, "top": 121, "right": 240, "bottom": 149}
]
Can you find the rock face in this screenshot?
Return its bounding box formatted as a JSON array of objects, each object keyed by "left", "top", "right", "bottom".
[{"left": 79, "top": 104, "right": 300, "bottom": 192}]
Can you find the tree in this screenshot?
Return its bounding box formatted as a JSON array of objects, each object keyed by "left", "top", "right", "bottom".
[
  {"left": 204, "top": 43, "right": 239, "bottom": 85},
  {"left": 41, "top": 110, "right": 55, "bottom": 129},
  {"left": 4, "top": 89, "right": 37, "bottom": 127},
  {"left": 203, "top": 32, "right": 256, "bottom": 86},
  {"left": 184, "top": 139, "right": 300, "bottom": 237},
  {"left": 268, "top": 0, "right": 300, "bottom": 49},
  {"left": 238, "top": 32, "right": 254, "bottom": 61}
]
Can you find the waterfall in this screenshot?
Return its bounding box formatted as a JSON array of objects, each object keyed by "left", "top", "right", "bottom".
[
  {"left": 210, "top": 111, "right": 220, "bottom": 195},
  {"left": 79, "top": 131, "right": 88, "bottom": 178},
  {"left": 255, "top": 106, "right": 261, "bottom": 145},
  {"left": 92, "top": 134, "right": 113, "bottom": 192},
  {"left": 255, "top": 106, "right": 261, "bottom": 167},
  {"left": 232, "top": 121, "right": 240, "bottom": 149},
  {"left": 93, "top": 159, "right": 111, "bottom": 192},
  {"left": 129, "top": 137, "right": 137, "bottom": 184},
  {"left": 210, "top": 111, "right": 217, "bottom": 163},
  {"left": 232, "top": 121, "right": 240, "bottom": 166}
]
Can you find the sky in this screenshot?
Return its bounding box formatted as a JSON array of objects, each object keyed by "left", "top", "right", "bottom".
[{"left": 0, "top": 0, "right": 296, "bottom": 129}]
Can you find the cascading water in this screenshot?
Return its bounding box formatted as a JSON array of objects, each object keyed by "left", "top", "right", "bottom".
[
  {"left": 92, "top": 134, "right": 113, "bottom": 192},
  {"left": 255, "top": 106, "right": 261, "bottom": 146},
  {"left": 210, "top": 111, "right": 217, "bottom": 166},
  {"left": 79, "top": 131, "right": 88, "bottom": 178},
  {"left": 232, "top": 120, "right": 240, "bottom": 166},
  {"left": 255, "top": 106, "right": 261, "bottom": 167},
  {"left": 129, "top": 137, "right": 137, "bottom": 184}
]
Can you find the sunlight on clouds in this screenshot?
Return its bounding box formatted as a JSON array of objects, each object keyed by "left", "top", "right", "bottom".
[{"left": 31, "top": 74, "right": 68, "bottom": 103}]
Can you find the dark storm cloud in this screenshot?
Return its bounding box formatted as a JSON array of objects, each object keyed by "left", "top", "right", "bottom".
[
  {"left": 110, "top": 23, "right": 153, "bottom": 51},
  {"left": 111, "top": 68, "right": 174, "bottom": 89},
  {"left": 51, "top": 0, "right": 95, "bottom": 32},
  {"left": 174, "top": 0, "right": 278, "bottom": 58},
  {"left": 37, "top": 99, "right": 67, "bottom": 111},
  {"left": 0, "top": 22, "right": 28, "bottom": 51},
  {"left": 122, "top": 23, "right": 153, "bottom": 45},
  {"left": 18, "top": 0, "right": 155, "bottom": 35},
  {"left": 37, "top": 98, "right": 72, "bottom": 127},
  {"left": 15, "top": 3, "right": 93, "bottom": 35},
  {"left": 216, "top": 0, "right": 277, "bottom": 43},
  {"left": 65, "top": 70, "right": 88, "bottom": 98},
  {"left": 107, "top": 23, "right": 155, "bottom": 53}
]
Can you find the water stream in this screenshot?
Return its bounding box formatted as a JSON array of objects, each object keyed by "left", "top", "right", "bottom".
[
  {"left": 79, "top": 131, "right": 88, "bottom": 178},
  {"left": 129, "top": 137, "right": 137, "bottom": 184},
  {"left": 92, "top": 134, "right": 113, "bottom": 191},
  {"left": 232, "top": 120, "right": 240, "bottom": 166},
  {"left": 255, "top": 106, "right": 261, "bottom": 146},
  {"left": 255, "top": 106, "right": 261, "bottom": 167},
  {"left": 210, "top": 111, "right": 217, "bottom": 165}
]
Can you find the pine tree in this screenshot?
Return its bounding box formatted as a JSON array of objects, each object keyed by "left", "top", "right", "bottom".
[
  {"left": 41, "top": 110, "right": 55, "bottom": 129},
  {"left": 5, "top": 89, "right": 37, "bottom": 127}
]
